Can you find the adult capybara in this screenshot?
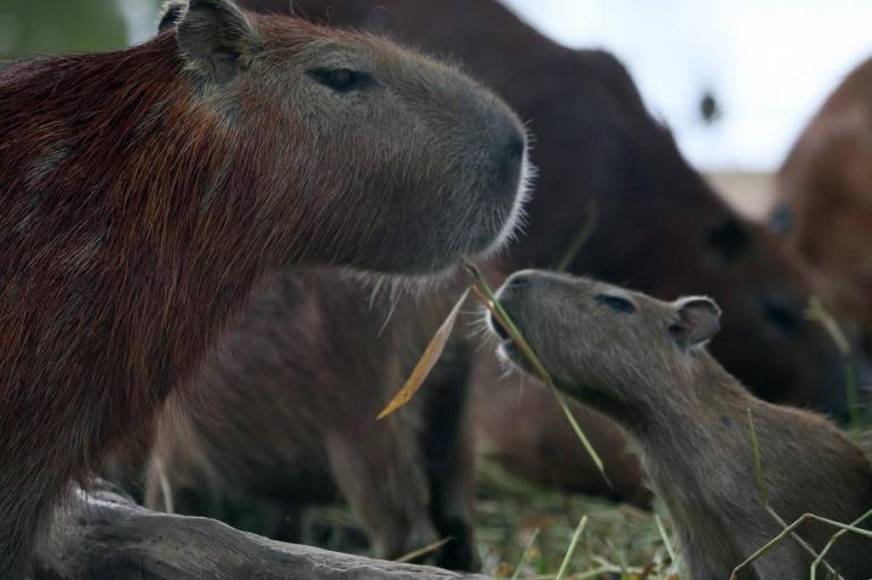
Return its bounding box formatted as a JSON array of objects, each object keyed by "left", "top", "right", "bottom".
[
  {"left": 491, "top": 270, "right": 872, "bottom": 579},
  {"left": 137, "top": 3, "right": 867, "bottom": 562},
  {"left": 147, "top": 270, "right": 478, "bottom": 570},
  {"left": 773, "top": 56, "right": 872, "bottom": 343},
  {"left": 0, "top": 0, "right": 528, "bottom": 574}
]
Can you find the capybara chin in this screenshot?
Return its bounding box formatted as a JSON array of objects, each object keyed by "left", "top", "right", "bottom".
[
  {"left": 490, "top": 270, "right": 872, "bottom": 580},
  {"left": 0, "top": 0, "right": 528, "bottom": 575}
]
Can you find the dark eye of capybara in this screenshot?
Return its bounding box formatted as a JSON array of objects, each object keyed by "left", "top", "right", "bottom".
[
  {"left": 707, "top": 218, "right": 751, "bottom": 266},
  {"left": 759, "top": 292, "right": 802, "bottom": 337},
  {"left": 595, "top": 294, "right": 636, "bottom": 314},
  {"left": 307, "top": 67, "right": 376, "bottom": 93},
  {"left": 769, "top": 204, "right": 793, "bottom": 235}
]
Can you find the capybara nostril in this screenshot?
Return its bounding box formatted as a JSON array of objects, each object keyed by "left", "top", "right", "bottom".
[
  {"left": 505, "top": 273, "right": 533, "bottom": 291},
  {"left": 506, "top": 131, "right": 525, "bottom": 163},
  {"left": 493, "top": 126, "right": 526, "bottom": 196}
]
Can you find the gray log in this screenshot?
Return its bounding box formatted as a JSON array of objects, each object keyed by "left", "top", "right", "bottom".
[{"left": 33, "top": 486, "right": 490, "bottom": 580}]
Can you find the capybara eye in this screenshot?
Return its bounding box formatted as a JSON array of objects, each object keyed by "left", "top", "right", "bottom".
[
  {"left": 595, "top": 294, "right": 636, "bottom": 313},
  {"left": 307, "top": 67, "right": 375, "bottom": 93},
  {"left": 708, "top": 218, "right": 750, "bottom": 265}
]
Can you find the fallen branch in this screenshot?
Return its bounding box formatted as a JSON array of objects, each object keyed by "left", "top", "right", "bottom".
[{"left": 33, "top": 484, "right": 489, "bottom": 580}]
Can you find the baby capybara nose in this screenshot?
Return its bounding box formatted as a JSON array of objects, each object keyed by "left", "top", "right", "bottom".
[{"left": 503, "top": 272, "right": 533, "bottom": 292}]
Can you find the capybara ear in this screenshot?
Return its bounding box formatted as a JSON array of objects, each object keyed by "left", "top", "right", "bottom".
[
  {"left": 159, "top": 1, "right": 187, "bottom": 33},
  {"left": 671, "top": 296, "right": 722, "bottom": 349},
  {"left": 177, "top": 0, "right": 255, "bottom": 82}
]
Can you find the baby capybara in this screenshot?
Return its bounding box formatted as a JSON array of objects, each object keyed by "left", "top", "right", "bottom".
[
  {"left": 490, "top": 270, "right": 872, "bottom": 579},
  {"left": 0, "top": 0, "right": 528, "bottom": 574},
  {"left": 773, "top": 56, "right": 872, "bottom": 345}
]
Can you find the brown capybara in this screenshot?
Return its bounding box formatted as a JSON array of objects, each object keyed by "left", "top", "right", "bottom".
[
  {"left": 146, "top": 270, "right": 479, "bottom": 570},
  {"left": 773, "top": 56, "right": 872, "bottom": 344},
  {"left": 0, "top": 0, "right": 529, "bottom": 574},
  {"left": 490, "top": 270, "right": 872, "bottom": 579},
  {"left": 135, "top": 3, "right": 870, "bottom": 564}
]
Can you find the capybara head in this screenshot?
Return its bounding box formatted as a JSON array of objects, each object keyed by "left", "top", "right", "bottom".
[
  {"left": 162, "top": 0, "right": 530, "bottom": 273},
  {"left": 489, "top": 270, "right": 722, "bottom": 411},
  {"left": 771, "top": 53, "right": 872, "bottom": 341}
]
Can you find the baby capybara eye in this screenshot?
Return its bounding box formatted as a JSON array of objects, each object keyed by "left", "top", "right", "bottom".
[
  {"left": 307, "top": 67, "right": 376, "bottom": 93},
  {"left": 595, "top": 294, "right": 636, "bottom": 313}
]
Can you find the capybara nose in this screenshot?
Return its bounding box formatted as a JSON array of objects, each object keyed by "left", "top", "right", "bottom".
[
  {"left": 492, "top": 124, "right": 526, "bottom": 197},
  {"left": 506, "top": 131, "right": 526, "bottom": 163},
  {"left": 505, "top": 272, "right": 533, "bottom": 291}
]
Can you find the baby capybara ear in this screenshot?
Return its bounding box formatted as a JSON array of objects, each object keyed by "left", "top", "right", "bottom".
[
  {"left": 177, "top": 0, "right": 255, "bottom": 82},
  {"left": 671, "top": 296, "right": 722, "bottom": 348},
  {"left": 159, "top": 1, "right": 187, "bottom": 33}
]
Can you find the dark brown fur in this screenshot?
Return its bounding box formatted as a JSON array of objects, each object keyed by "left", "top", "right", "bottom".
[
  {"left": 0, "top": 0, "right": 527, "bottom": 575},
  {"left": 492, "top": 270, "right": 872, "bottom": 579},
  {"left": 147, "top": 271, "right": 478, "bottom": 569},
  {"left": 774, "top": 56, "right": 872, "bottom": 344}
]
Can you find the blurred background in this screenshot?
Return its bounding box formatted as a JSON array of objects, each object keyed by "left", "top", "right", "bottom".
[{"left": 2, "top": 0, "right": 871, "bottom": 203}]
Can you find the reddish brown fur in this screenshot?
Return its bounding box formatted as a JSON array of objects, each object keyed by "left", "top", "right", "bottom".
[
  {"left": 0, "top": 3, "right": 526, "bottom": 575},
  {"left": 774, "top": 56, "right": 872, "bottom": 343}
]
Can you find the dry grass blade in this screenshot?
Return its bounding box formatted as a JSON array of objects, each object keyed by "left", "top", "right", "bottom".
[
  {"left": 810, "top": 507, "right": 872, "bottom": 579},
  {"left": 512, "top": 528, "right": 541, "bottom": 580},
  {"left": 805, "top": 296, "right": 862, "bottom": 428},
  {"left": 732, "top": 411, "right": 847, "bottom": 580},
  {"left": 555, "top": 514, "right": 588, "bottom": 580},
  {"left": 729, "top": 508, "right": 872, "bottom": 580},
  {"left": 746, "top": 409, "right": 768, "bottom": 506},
  {"left": 654, "top": 514, "right": 676, "bottom": 567},
  {"left": 462, "top": 260, "right": 610, "bottom": 488},
  {"left": 554, "top": 198, "right": 598, "bottom": 272},
  {"left": 376, "top": 288, "right": 470, "bottom": 420},
  {"left": 394, "top": 537, "right": 453, "bottom": 564}
]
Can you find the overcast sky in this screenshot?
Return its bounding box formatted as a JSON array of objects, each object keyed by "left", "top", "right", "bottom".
[
  {"left": 119, "top": 1, "right": 872, "bottom": 173},
  {"left": 502, "top": 0, "right": 872, "bottom": 172}
]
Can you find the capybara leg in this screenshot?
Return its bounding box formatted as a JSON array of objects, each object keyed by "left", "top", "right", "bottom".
[
  {"left": 0, "top": 440, "right": 74, "bottom": 579},
  {"left": 324, "top": 426, "right": 438, "bottom": 562},
  {"left": 420, "top": 360, "right": 480, "bottom": 572}
]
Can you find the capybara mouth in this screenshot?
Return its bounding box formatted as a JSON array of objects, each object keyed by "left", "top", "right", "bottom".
[{"left": 488, "top": 310, "right": 513, "bottom": 342}]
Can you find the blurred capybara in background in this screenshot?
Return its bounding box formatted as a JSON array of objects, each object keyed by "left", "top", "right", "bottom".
[
  {"left": 148, "top": 271, "right": 479, "bottom": 570},
  {"left": 0, "top": 0, "right": 528, "bottom": 574},
  {"left": 138, "top": 1, "right": 865, "bottom": 550},
  {"left": 490, "top": 270, "right": 872, "bottom": 579},
  {"left": 773, "top": 56, "right": 872, "bottom": 346}
]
